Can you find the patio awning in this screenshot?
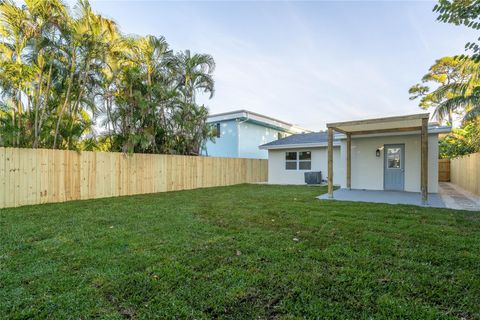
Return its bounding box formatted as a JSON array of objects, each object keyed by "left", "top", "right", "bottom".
[
  {"left": 325, "top": 113, "right": 431, "bottom": 205},
  {"left": 326, "top": 113, "right": 430, "bottom": 136}
]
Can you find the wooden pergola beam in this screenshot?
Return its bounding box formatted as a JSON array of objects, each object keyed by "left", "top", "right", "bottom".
[
  {"left": 330, "top": 127, "right": 348, "bottom": 134},
  {"left": 350, "top": 126, "right": 422, "bottom": 136},
  {"left": 327, "top": 113, "right": 429, "bottom": 128},
  {"left": 346, "top": 132, "right": 351, "bottom": 189},
  {"left": 421, "top": 118, "right": 428, "bottom": 204},
  {"left": 328, "top": 127, "right": 333, "bottom": 198},
  {"left": 327, "top": 126, "right": 422, "bottom": 136}
]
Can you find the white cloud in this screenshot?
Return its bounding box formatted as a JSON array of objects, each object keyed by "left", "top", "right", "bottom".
[{"left": 196, "top": 21, "right": 421, "bottom": 130}]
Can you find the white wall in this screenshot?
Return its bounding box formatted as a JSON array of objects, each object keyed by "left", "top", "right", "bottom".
[
  {"left": 238, "top": 121, "right": 288, "bottom": 159},
  {"left": 339, "top": 133, "right": 439, "bottom": 193},
  {"left": 267, "top": 133, "right": 439, "bottom": 192},
  {"left": 267, "top": 147, "right": 343, "bottom": 185}
]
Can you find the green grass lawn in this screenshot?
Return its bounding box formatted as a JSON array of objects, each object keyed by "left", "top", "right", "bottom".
[{"left": 1, "top": 184, "right": 479, "bottom": 319}]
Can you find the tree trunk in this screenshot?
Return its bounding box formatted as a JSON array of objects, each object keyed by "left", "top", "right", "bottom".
[
  {"left": 53, "top": 49, "right": 76, "bottom": 149},
  {"left": 36, "top": 62, "right": 53, "bottom": 148},
  {"left": 33, "top": 59, "right": 45, "bottom": 148},
  {"left": 16, "top": 90, "right": 22, "bottom": 147},
  {"left": 67, "top": 58, "right": 91, "bottom": 149}
]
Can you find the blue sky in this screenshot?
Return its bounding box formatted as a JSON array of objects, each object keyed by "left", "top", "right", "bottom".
[{"left": 87, "top": 1, "right": 476, "bottom": 130}]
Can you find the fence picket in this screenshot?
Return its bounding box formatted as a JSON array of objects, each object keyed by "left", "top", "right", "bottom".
[
  {"left": 451, "top": 153, "right": 480, "bottom": 196},
  {"left": 0, "top": 148, "right": 268, "bottom": 208}
]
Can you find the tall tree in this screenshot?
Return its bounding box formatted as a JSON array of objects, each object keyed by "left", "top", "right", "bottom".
[
  {"left": 409, "top": 1, "right": 480, "bottom": 159},
  {"left": 25, "top": 0, "right": 68, "bottom": 148},
  {"left": 434, "top": 0, "right": 480, "bottom": 61},
  {"left": 409, "top": 1, "right": 480, "bottom": 125},
  {"left": 0, "top": 0, "right": 216, "bottom": 155},
  {"left": 439, "top": 118, "right": 480, "bottom": 158},
  {"left": 173, "top": 50, "right": 215, "bottom": 104},
  {"left": 0, "top": 0, "right": 34, "bottom": 146},
  {"left": 409, "top": 57, "right": 475, "bottom": 124},
  {"left": 170, "top": 50, "right": 215, "bottom": 154}
]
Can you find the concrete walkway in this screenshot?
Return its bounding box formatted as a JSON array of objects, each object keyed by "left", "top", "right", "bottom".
[{"left": 439, "top": 182, "right": 480, "bottom": 211}]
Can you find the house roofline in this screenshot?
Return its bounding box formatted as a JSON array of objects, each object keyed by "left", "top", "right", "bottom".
[{"left": 207, "top": 109, "right": 312, "bottom": 133}]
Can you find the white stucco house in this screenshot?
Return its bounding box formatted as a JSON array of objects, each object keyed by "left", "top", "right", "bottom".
[{"left": 260, "top": 113, "right": 451, "bottom": 204}]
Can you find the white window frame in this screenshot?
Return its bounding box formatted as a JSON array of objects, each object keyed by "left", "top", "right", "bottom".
[
  {"left": 285, "top": 152, "right": 298, "bottom": 170},
  {"left": 298, "top": 151, "right": 312, "bottom": 170},
  {"left": 285, "top": 151, "right": 312, "bottom": 171}
]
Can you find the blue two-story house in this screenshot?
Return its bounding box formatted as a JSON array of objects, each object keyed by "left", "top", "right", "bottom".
[{"left": 202, "top": 110, "right": 310, "bottom": 159}]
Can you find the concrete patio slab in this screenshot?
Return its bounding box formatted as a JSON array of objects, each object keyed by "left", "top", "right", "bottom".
[{"left": 317, "top": 189, "right": 445, "bottom": 208}]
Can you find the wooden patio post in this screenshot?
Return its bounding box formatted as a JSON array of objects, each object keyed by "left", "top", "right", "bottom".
[
  {"left": 328, "top": 127, "right": 334, "bottom": 198},
  {"left": 421, "top": 118, "right": 428, "bottom": 204},
  {"left": 346, "top": 132, "right": 351, "bottom": 190}
]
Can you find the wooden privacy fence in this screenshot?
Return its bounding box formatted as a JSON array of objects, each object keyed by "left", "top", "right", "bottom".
[
  {"left": 0, "top": 148, "right": 268, "bottom": 209},
  {"left": 438, "top": 159, "right": 450, "bottom": 182},
  {"left": 450, "top": 152, "right": 480, "bottom": 196}
]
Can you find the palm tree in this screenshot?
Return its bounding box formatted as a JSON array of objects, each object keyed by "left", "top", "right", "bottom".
[
  {"left": 52, "top": 0, "right": 118, "bottom": 149},
  {"left": 168, "top": 50, "right": 215, "bottom": 154},
  {"left": 410, "top": 57, "right": 480, "bottom": 125},
  {"left": 430, "top": 59, "right": 480, "bottom": 123},
  {"left": 0, "top": 0, "right": 34, "bottom": 146},
  {"left": 173, "top": 49, "right": 215, "bottom": 104},
  {"left": 0, "top": 0, "right": 216, "bottom": 154},
  {"left": 24, "top": 0, "right": 67, "bottom": 148},
  {"left": 133, "top": 35, "right": 173, "bottom": 152}
]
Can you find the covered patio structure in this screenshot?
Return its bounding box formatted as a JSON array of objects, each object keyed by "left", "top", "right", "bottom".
[{"left": 326, "top": 113, "right": 431, "bottom": 205}]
